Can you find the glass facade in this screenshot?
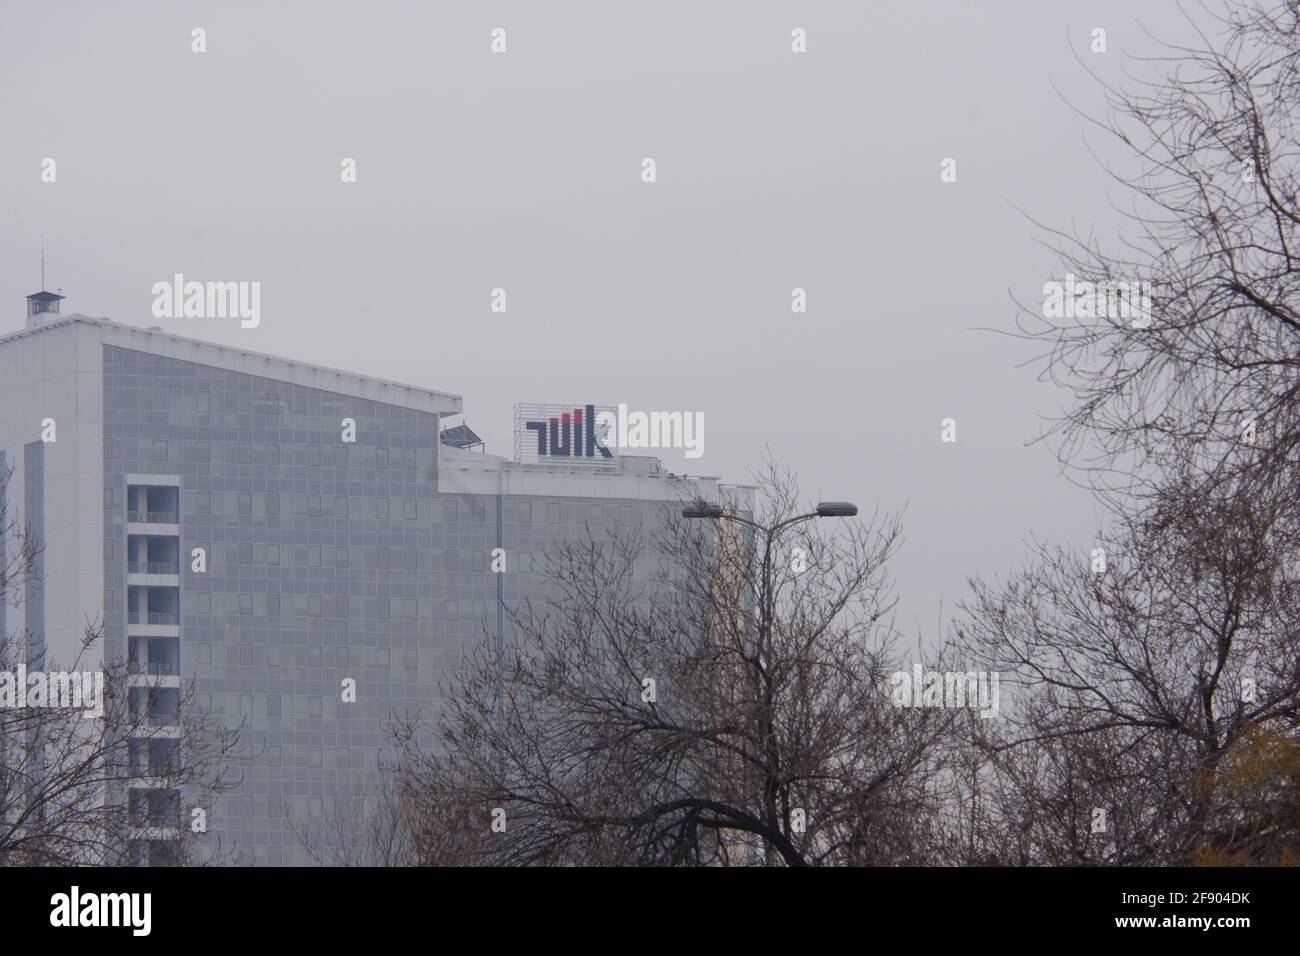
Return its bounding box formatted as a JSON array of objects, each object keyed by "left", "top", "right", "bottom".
[{"left": 102, "top": 344, "right": 672, "bottom": 864}]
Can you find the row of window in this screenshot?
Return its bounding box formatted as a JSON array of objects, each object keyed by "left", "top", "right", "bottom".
[
  {"left": 195, "top": 643, "right": 426, "bottom": 671},
  {"left": 112, "top": 533, "right": 567, "bottom": 574},
  {"left": 106, "top": 379, "right": 424, "bottom": 424},
  {"left": 106, "top": 438, "right": 424, "bottom": 471},
  {"left": 120, "top": 592, "right": 496, "bottom": 621},
  {"left": 108, "top": 486, "right": 643, "bottom": 527}
]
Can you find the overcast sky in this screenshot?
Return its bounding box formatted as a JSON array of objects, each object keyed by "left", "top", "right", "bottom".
[{"left": 0, "top": 0, "right": 1202, "bottom": 636}]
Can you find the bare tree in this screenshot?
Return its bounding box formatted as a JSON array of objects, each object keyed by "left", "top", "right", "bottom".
[
  {"left": 955, "top": 470, "right": 1299, "bottom": 864},
  {"left": 1017, "top": 0, "right": 1300, "bottom": 506},
  {"left": 394, "top": 464, "right": 955, "bottom": 866},
  {"left": 960, "top": 0, "right": 1300, "bottom": 867}
]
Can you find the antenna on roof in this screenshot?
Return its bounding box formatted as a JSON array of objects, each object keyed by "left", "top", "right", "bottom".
[{"left": 26, "top": 238, "right": 65, "bottom": 329}]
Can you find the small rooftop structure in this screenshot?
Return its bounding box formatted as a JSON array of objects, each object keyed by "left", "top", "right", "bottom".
[{"left": 26, "top": 290, "right": 65, "bottom": 328}]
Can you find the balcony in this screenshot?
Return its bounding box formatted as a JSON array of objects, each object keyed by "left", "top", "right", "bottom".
[
  {"left": 127, "top": 485, "right": 180, "bottom": 535},
  {"left": 127, "top": 583, "right": 180, "bottom": 636},
  {"left": 128, "top": 560, "right": 178, "bottom": 575},
  {"left": 128, "top": 611, "right": 179, "bottom": 627},
  {"left": 127, "top": 510, "right": 178, "bottom": 525},
  {"left": 129, "top": 659, "right": 178, "bottom": 676},
  {"left": 128, "top": 740, "right": 181, "bottom": 783},
  {"left": 129, "top": 686, "right": 180, "bottom": 730},
  {"left": 127, "top": 534, "right": 181, "bottom": 586}
]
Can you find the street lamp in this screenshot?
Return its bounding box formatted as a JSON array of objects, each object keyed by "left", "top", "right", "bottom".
[
  {"left": 682, "top": 501, "right": 858, "bottom": 527},
  {"left": 681, "top": 495, "right": 857, "bottom": 865}
]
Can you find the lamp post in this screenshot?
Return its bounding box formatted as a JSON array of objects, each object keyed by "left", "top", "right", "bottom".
[
  {"left": 682, "top": 498, "right": 857, "bottom": 863},
  {"left": 682, "top": 500, "right": 858, "bottom": 635}
]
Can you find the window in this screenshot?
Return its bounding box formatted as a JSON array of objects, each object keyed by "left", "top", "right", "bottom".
[
  {"left": 308, "top": 546, "right": 321, "bottom": 567},
  {"left": 197, "top": 592, "right": 211, "bottom": 614},
  {"left": 403, "top": 598, "right": 417, "bottom": 620},
  {"left": 446, "top": 600, "right": 459, "bottom": 621},
  {"left": 335, "top": 546, "right": 348, "bottom": 568},
  {"left": 309, "top": 595, "right": 321, "bottom": 617},
  {"left": 268, "top": 594, "right": 281, "bottom": 616},
  {"left": 334, "top": 445, "right": 347, "bottom": 467},
  {"left": 444, "top": 500, "right": 458, "bottom": 523},
  {"left": 196, "top": 491, "right": 210, "bottom": 513},
  {"left": 519, "top": 501, "right": 532, "bottom": 523},
  {"left": 336, "top": 596, "right": 349, "bottom": 618},
  {"left": 308, "top": 445, "right": 321, "bottom": 468},
  {"left": 267, "top": 544, "right": 279, "bottom": 566},
  {"left": 377, "top": 447, "right": 389, "bottom": 469},
  {"left": 266, "top": 443, "right": 279, "bottom": 465},
  {"left": 238, "top": 493, "right": 252, "bottom": 515},
  {"left": 377, "top": 548, "right": 389, "bottom": 570},
  {"left": 548, "top": 502, "right": 561, "bottom": 525},
  {"left": 197, "top": 441, "right": 210, "bottom": 463},
  {"left": 404, "top": 498, "right": 416, "bottom": 521},
  {"left": 239, "top": 442, "right": 252, "bottom": 464},
  {"left": 472, "top": 500, "right": 486, "bottom": 522},
  {"left": 445, "top": 550, "right": 458, "bottom": 572},
  {"left": 405, "top": 548, "right": 417, "bottom": 571},
  {"left": 308, "top": 495, "right": 321, "bottom": 517},
  {"left": 309, "top": 697, "right": 323, "bottom": 718},
  {"left": 376, "top": 498, "right": 389, "bottom": 520},
  {"left": 197, "top": 392, "right": 210, "bottom": 413},
  {"left": 335, "top": 496, "right": 348, "bottom": 517},
  {"left": 473, "top": 551, "right": 486, "bottom": 572},
  {"left": 267, "top": 494, "right": 280, "bottom": 516},
  {"left": 152, "top": 440, "right": 167, "bottom": 462},
  {"left": 240, "top": 695, "right": 253, "bottom": 717},
  {"left": 267, "top": 696, "right": 281, "bottom": 717}
]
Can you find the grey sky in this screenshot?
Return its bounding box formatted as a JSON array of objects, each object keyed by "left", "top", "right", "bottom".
[{"left": 0, "top": 0, "right": 1194, "bottom": 634}]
